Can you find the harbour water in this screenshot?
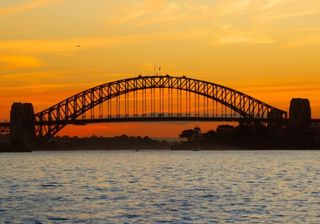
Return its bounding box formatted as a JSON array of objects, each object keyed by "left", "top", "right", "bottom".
[{"left": 0, "top": 150, "right": 320, "bottom": 223}]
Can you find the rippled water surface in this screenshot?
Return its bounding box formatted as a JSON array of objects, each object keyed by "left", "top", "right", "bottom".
[{"left": 1, "top": 150, "right": 320, "bottom": 223}]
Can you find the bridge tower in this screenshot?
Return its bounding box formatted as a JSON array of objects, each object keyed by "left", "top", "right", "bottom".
[
  {"left": 10, "top": 103, "right": 36, "bottom": 148},
  {"left": 289, "top": 98, "right": 311, "bottom": 128}
]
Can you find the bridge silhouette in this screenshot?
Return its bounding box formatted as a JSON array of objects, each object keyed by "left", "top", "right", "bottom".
[{"left": 1, "top": 75, "right": 291, "bottom": 143}]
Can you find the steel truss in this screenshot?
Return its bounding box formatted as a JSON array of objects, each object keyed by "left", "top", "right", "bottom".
[{"left": 35, "top": 75, "right": 287, "bottom": 140}]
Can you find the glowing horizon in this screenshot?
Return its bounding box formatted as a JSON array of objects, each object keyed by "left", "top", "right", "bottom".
[{"left": 1, "top": 0, "right": 319, "bottom": 137}]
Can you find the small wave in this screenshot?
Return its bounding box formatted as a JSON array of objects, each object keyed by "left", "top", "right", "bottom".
[
  {"left": 48, "top": 217, "right": 68, "bottom": 221},
  {"left": 125, "top": 214, "right": 140, "bottom": 219}
]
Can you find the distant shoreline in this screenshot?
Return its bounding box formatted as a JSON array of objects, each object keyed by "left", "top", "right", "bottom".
[
  {"left": 2, "top": 146, "right": 320, "bottom": 153},
  {"left": 2, "top": 131, "right": 320, "bottom": 153}
]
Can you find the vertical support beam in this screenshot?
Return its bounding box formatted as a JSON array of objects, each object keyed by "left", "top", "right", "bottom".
[{"left": 10, "top": 103, "right": 36, "bottom": 149}]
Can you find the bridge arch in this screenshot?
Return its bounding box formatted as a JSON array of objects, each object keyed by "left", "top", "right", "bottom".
[{"left": 35, "top": 75, "right": 287, "bottom": 140}]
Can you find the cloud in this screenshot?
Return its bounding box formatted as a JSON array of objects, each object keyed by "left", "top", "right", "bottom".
[
  {"left": 109, "top": 0, "right": 166, "bottom": 26},
  {"left": 0, "top": 31, "right": 209, "bottom": 55},
  {"left": 0, "top": 55, "right": 41, "bottom": 69},
  {"left": 212, "top": 33, "right": 274, "bottom": 45},
  {"left": 0, "top": 0, "right": 61, "bottom": 17},
  {"left": 106, "top": 0, "right": 320, "bottom": 47},
  {"left": 250, "top": 0, "right": 320, "bottom": 23},
  {"left": 285, "top": 34, "right": 320, "bottom": 48},
  {"left": 210, "top": 23, "right": 274, "bottom": 45},
  {"left": 109, "top": 0, "right": 210, "bottom": 27},
  {"left": 0, "top": 82, "right": 98, "bottom": 91}
]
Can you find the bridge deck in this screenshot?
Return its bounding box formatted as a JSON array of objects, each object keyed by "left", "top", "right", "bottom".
[
  {"left": 38, "top": 116, "right": 269, "bottom": 126},
  {"left": 1, "top": 118, "right": 319, "bottom": 132}
]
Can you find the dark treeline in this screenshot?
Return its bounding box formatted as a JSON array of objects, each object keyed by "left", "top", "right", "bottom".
[
  {"left": 2, "top": 125, "right": 320, "bottom": 152},
  {"left": 39, "top": 135, "right": 171, "bottom": 151},
  {"left": 173, "top": 124, "right": 320, "bottom": 150},
  {"left": 1, "top": 134, "right": 171, "bottom": 152}
]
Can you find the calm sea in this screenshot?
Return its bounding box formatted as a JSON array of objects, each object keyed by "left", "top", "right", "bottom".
[{"left": 0, "top": 150, "right": 320, "bottom": 223}]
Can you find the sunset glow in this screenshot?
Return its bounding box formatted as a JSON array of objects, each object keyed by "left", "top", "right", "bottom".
[{"left": 1, "top": 0, "right": 319, "bottom": 137}]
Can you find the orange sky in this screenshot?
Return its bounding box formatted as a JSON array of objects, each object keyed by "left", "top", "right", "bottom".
[{"left": 0, "top": 0, "right": 319, "bottom": 138}]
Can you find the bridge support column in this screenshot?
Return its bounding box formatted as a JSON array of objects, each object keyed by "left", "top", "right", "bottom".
[
  {"left": 289, "top": 98, "right": 311, "bottom": 128},
  {"left": 10, "top": 103, "right": 36, "bottom": 149}
]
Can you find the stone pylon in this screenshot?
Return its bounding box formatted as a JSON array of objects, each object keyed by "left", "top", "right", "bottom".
[{"left": 10, "top": 103, "right": 36, "bottom": 148}]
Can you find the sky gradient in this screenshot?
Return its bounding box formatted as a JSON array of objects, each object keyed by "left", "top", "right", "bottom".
[{"left": 0, "top": 0, "right": 319, "bottom": 137}]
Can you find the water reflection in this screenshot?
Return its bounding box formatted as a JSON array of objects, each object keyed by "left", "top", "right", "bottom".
[{"left": 0, "top": 150, "right": 320, "bottom": 223}]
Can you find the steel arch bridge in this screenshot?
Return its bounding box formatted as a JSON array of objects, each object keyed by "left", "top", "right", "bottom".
[{"left": 33, "top": 75, "right": 287, "bottom": 141}]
